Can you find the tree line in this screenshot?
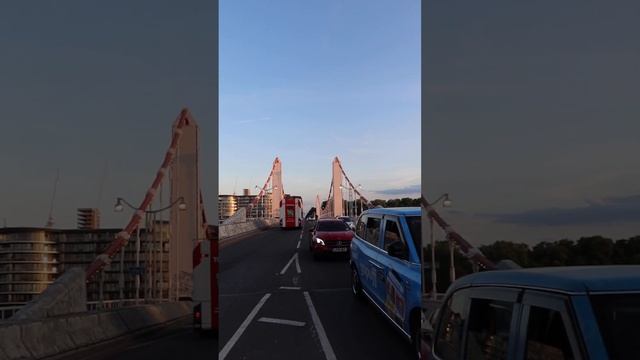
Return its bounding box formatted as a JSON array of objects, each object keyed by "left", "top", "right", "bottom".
[
  {"left": 478, "top": 235, "right": 640, "bottom": 267},
  {"left": 424, "top": 235, "right": 640, "bottom": 292}
]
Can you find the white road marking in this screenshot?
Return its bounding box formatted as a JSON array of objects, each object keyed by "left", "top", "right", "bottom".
[
  {"left": 279, "top": 286, "right": 301, "bottom": 290},
  {"left": 280, "top": 253, "right": 302, "bottom": 275},
  {"left": 219, "top": 293, "right": 271, "bottom": 360},
  {"left": 303, "top": 291, "right": 337, "bottom": 360},
  {"left": 296, "top": 240, "right": 301, "bottom": 249},
  {"left": 258, "top": 317, "right": 306, "bottom": 327}
]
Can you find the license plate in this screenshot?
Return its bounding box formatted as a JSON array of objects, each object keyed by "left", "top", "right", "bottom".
[{"left": 332, "top": 247, "right": 348, "bottom": 253}]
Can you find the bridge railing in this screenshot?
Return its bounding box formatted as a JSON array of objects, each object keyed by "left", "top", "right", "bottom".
[
  {"left": 0, "top": 298, "right": 173, "bottom": 321},
  {"left": 0, "top": 306, "right": 21, "bottom": 320},
  {"left": 86, "top": 298, "right": 172, "bottom": 312}
]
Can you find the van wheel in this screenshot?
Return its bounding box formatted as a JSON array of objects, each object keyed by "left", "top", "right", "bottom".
[{"left": 351, "top": 266, "right": 364, "bottom": 300}]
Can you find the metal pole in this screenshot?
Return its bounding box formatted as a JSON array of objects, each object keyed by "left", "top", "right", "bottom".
[
  {"left": 135, "top": 223, "right": 141, "bottom": 304},
  {"left": 449, "top": 236, "right": 456, "bottom": 283},
  {"left": 420, "top": 218, "right": 425, "bottom": 297},
  {"left": 167, "top": 208, "right": 173, "bottom": 301},
  {"left": 176, "top": 206, "right": 180, "bottom": 301},
  {"left": 150, "top": 213, "right": 155, "bottom": 301},
  {"left": 99, "top": 269, "right": 104, "bottom": 310},
  {"left": 119, "top": 246, "right": 124, "bottom": 304},
  {"left": 158, "top": 186, "right": 162, "bottom": 300},
  {"left": 146, "top": 213, "right": 152, "bottom": 302},
  {"left": 430, "top": 216, "right": 437, "bottom": 300}
]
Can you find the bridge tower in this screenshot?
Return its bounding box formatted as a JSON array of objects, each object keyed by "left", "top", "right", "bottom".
[
  {"left": 170, "top": 116, "right": 203, "bottom": 300},
  {"left": 271, "top": 157, "right": 283, "bottom": 218},
  {"left": 332, "top": 157, "right": 343, "bottom": 217},
  {"left": 315, "top": 195, "right": 321, "bottom": 219}
]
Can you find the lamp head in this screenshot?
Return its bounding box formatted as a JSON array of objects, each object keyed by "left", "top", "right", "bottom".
[
  {"left": 114, "top": 198, "right": 124, "bottom": 212},
  {"left": 178, "top": 198, "right": 187, "bottom": 211},
  {"left": 442, "top": 194, "right": 452, "bottom": 208}
]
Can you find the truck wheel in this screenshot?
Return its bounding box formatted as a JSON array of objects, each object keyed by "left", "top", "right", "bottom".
[{"left": 351, "top": 266, "right": 364, "bottom": 300}]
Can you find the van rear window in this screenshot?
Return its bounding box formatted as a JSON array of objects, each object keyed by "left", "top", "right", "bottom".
[{"left": 317, "top": 221, "right": 349, "bottom": 231}]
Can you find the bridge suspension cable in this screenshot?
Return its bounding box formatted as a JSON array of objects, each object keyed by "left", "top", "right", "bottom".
[
  {"left": 247, "top": 157, "right": 284, "bottom": 213},
  {"left": 85, "top": 109, "right": 212, "bottom": 280},
  {"left": 421, "top": 196, "right": 495, "bottom": 270}
]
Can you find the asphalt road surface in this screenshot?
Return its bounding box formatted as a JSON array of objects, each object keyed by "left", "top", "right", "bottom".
[
  {"left": 55, "top": 316, "right": 217, "bottom": 360},
  {"left": 219, "top": 220, "right": 415, "bottom": 360}
]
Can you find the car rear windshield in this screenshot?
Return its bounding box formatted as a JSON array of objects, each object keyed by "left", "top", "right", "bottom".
[
  {"left": 317, "top": 221, "right": 350, "bottom": 231},
  {"left": 590, "top": 293, "right": 640, "bottom": 359},
  {"left": 405, "top": 216, "right": 421, "bottom": 252}
]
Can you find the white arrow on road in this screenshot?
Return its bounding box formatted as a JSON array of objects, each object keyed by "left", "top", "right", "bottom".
[{"left": 280, "top": 252, "right": 301, "bottom": 275}]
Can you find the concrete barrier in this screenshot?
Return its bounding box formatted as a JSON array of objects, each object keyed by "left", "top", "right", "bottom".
[
  {"left": 19, "top": 318, "right": 77, "bottom": 359},
  {"left": 0, "top": 302, "right": 191, "bottom": 360},
  {"left": 64, "top": 313, "right": 105, "bottom": 349},
  {"left": 0, "top": 325, "right": 31, "bottom": 360},
  {"left": 11, "top": 268, "right": 86, "bottom": 321},
  {"left": 97, "top": 311, "right": 128, "bottom": 339},
  {"left": 219, "top": 218, "right": 279, "bottom": 239}
]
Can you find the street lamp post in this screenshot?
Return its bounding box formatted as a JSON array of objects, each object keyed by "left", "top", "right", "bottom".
[
  {"left": 356, "top": 184, "right": 364, "bottom": 215},
  {"left": 114, "top": 196, "right": 186, "bottom": 305},
  {"left": 425, "top": 193, "right": 452, "bottom": 300}
]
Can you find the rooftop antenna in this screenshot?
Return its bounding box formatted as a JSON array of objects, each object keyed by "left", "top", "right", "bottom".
[
  {"left": 45, "top": 168, "right": 60, "bottom": 228},
  {"left": 233, "top": 176, "right": 238, "bottom": 196}
]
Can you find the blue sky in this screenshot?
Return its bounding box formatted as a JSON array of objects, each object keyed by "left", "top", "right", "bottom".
[
  {"left": 0, "top": 1, "right": 216, "bottom": 228},
  {"left": 219, "top": 0, "right": 421, "bottom": 209}
]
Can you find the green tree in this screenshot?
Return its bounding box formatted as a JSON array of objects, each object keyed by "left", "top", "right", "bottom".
[
  {"left": 531, "top": 239, "right": 573, "bottom": 267},
  {"left": 572, "top": 236, "right": 614, "bottom": 265},
  {"left": 479, "top": 241, "right": 531, "bottom": 267}
]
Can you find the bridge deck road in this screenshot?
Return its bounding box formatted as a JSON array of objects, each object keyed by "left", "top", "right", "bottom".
[{"left": 219, "top": 220, "right": 415, "bottom": 360}]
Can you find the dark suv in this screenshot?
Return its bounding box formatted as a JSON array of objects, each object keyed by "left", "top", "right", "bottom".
[{"left": 424, "top": 265, "right": 640, "bottom": 360}]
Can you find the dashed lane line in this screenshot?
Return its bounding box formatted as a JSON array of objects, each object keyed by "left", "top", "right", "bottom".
[
  {"left": 279, "top": 252, "right": 302, "bottom": 275},
  {"left": 219, "top": 293, "right": 271, "bottom": 360},
  {"left": 257, "top": 317, "right": 306, "bottom": 327}
]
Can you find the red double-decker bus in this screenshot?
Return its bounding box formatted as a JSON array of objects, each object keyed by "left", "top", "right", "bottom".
[{"left": 279, "top": 195, "right": 303, "bottom": 229}]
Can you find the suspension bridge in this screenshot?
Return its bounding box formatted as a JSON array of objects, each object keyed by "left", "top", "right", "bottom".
[
  {"left": 0, "top": 109, "right": 498, "bottom": 360},
  {"left": 0, "top": 109, "right": 218, "bottom": 360}
]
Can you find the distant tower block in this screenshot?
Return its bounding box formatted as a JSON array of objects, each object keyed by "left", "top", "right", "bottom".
[
  {"left": 243, "top": 188, "right": 250, "bottom": 196},
  {"left": 77, "top": 208, "right": 100, "bottom": 229}
]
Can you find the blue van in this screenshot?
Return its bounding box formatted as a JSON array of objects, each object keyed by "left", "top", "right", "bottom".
[
  {"left": 425, "top": 265, "right": 640, "bottom": 360},
  {"left": 350, "top": 207, "right": 422, "bottom": 350}
]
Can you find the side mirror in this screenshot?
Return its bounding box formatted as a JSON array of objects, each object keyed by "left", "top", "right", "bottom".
[{"left": 388, "top": 241, "right": 408, "bottom": 260}]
